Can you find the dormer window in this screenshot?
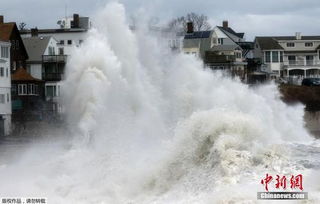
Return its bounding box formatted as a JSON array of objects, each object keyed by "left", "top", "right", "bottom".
[
  {"left": 287, "top": 42, "right": 295, "bottom": 47},
  {"left": 218, "top": 38, "right": 224, "bottom": 45},
  {"left": 305, "top": 42, "right": 313, "bottom": 47}
]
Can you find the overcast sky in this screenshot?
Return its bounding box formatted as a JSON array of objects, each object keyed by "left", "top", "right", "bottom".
[{"left": 1, "top": 0, "right": 320, "bottom": 40}]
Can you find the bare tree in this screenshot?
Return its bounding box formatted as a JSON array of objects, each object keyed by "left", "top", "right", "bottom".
[
  {"left": 18, "top": 22, "right": 27, "bottom": 31},
  {"left": 167, "top": 13, "right": 211, "bottom": 32}
]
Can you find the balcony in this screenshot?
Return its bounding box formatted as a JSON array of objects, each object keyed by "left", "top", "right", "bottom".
[
  {"left": 42, "top": 73, "right": 64, "bottom": 81},
  {"left": 204, "top": 52, "right": 236, "bottom": 64},
  {"left": 42, "top": 55, "right": 67, "bottom": 63},
  {"left": 283, "top": 60, "right": 320, "bottom": 68}
]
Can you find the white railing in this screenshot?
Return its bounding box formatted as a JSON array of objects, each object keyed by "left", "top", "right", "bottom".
[{"left": 284, "top": 60, "right": 320, "bottom": 67}]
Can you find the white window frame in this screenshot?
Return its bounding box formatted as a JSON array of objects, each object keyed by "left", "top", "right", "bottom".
[
  {"left": 18, "top": 84, "right": 28, "bottom": 95},
  {"left": 287, "top": 42, "right": 295, "bottom": 47},
  {"left": 305, "top": 42, "right": 313, "bottom": 47},
  {"left": 0, "top": 46, "right": 9, "bottom": 58}
]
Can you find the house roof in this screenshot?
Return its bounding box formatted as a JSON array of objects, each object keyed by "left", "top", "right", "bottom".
[
  {"left": 12, "top": 67, "right": 42, "bottom": 82},
  {"left": 0, "top": 22, "right": 29, "bottom": 59},
  {"left": 273, "top": 36, "right": 320, "bottom": 41},
  {"left": 23, "top": 36, "right": 51, "bottom": 62},
  {"left": 255, "top": 37, "right": 284, "bottom": 50},
  {"left": 209, "top": 44, "right": 241, "bottom": 51},
  {"left": 184, "top": 31, "right": 211, "bottom": 39},
  {"left": 20, "top": 28, "right": 87, "bottom": 35},
  {"left": 0, "top": 22, "right": 15, "bottom": 41},
  {"left": 218, "top": 26, "right": 244, "bottom": 39}
]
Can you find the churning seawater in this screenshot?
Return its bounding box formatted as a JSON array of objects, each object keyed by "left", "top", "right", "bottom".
[{"left": 0, "top": 2, "right": 319, "bottom": 203}]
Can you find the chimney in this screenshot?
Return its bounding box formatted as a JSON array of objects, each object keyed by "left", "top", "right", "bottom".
[
  {"left": 295, "top": 32, "right": 301, "bottom": 40},
  {"left": 72, "top": 14, "right": 80, "bottom": 28},
  {"left": 223, "top": 20, "right": 228, "bottom": 28},
  {"left": 31, "top": 28, "right": 38, "bottom": 37},
  {"left": 0, "top": 15, "right": 3, "bottom": 24},
  {"left": 187, "top": 22, "right": 193, "bottom": 33}
]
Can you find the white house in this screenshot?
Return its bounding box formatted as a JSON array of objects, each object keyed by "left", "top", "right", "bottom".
[
  {"left": 23, "top": 36, "right": 59, "bottom": 80},
  {"left": 0, "top": 40, "right": 11, "bottom": 136},
  {"left": 254, "top": 33, "right": 320, "bottom": 82},
  {"left": 182, "top": 21, "right": 247, "bottom": 79},
  {"left": 20, "top": 14, "right": 90, "bottom": 56}
]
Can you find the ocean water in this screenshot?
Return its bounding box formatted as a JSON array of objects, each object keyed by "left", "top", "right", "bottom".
[{"left": 0, "top": 2, "right": 319, "bottom": 203}]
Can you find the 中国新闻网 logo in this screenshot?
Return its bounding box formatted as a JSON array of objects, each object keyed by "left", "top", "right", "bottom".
[{"left": 257, "top": 174, "right": 308, "bottom": 200}]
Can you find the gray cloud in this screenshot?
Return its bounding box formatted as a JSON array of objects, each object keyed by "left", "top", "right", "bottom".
[{"left": 1, "top": 0, "right": 320, "bottom": 40}]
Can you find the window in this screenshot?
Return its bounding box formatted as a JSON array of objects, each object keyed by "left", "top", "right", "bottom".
[
  {"left": 272, "top": 51, "right": 279, "bottom": 62},
  {"left": 59, "top": 40, "right": 64, "bottom": 45},
  {"left": 18, "top": 84, "right": 27, "bottom": 95},
  {"left": 7, "top": 93, "right": 9, "bottom": 102},
  {"left": 265, "top": 51, "right": 271, "bottom": 63},
  {"left": 287, "top": 42, "right": 295, "bottom": 47},
  {"left": 0, "top": 94, "right": 5, "bottom": 104},
  {"left": 48, "top": 47, "right": 55, "bottom": 55},
  {"left": 306, "top": 55, "right": 314, "bottom": 65},
  {"left": 280, "top": 52, "right": 283, "bottom": 62},
  {"left": 59, "top": 48, "right": 64, "bottom": 55},
  {"left": 218, "top": 38, "right": 224, "bottom": 45},
  {"left": 28, "top": 84, "right": 33, "bottom": 95},
  {"left": 305, "top": 42, "right": 313, "bottom": 47},
  {"left": 0, "top": 46, "right": 9, "bottom": 58},
  {"left": 0, "top": 67, "right": 4, "bottom": 77},
  {"left": 67, "top": 40, "right": 72, "bottom": 45},
  {"left": 288, "top": 56, "right": 296, "bottom": 65},
  {"left": 46, "top": 85, "right": 57, "bottom": 97}
]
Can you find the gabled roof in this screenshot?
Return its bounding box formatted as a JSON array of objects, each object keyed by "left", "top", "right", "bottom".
[
  {"left": 273, "top": 36, "right": 320, "bottom": 41},
  {"left": 0, "top": 22, "right": 15, "bottom": 41},
  {"left": 217, "top": 26, "right": 244, "bottom": 39},
  {"left": 23, "top": 36, "right": 51, "bottom": 62},
  {"left": 184, "top": 31, "right": 211, "bottom": 39},
  {"left": 255, "top": 37, "right": 284, "bottom": 50},
  {"left": 12, "top": 67, "right": 42, "bottom": 82},
  {"left": 0, "top": 22, "right": 29, "bottom": 59}
]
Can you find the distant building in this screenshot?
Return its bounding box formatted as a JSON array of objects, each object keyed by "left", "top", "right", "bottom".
[
  {"left": 0, "top": 16, "right": 29, "bottom": 73},
  {"left": 20, "top": 14, "right": 90, "bottom": 56},
  {"left": 0, "top": 40, "right": 12, "bottom": 136},
  {"left": 20, "top": 14, "right": 89, "bottom": 114},
  {"left": 183, "top": 21, "right": 248, "bottom": 79},
  {"left": 23, "top": 35, "right": 65, "bottom": 113},
  {"left": 254, "top": 33, "right": 320, "bottom": 83},
  {"left": 11, "top": 68, "right": 43, "bottom": 121}
]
